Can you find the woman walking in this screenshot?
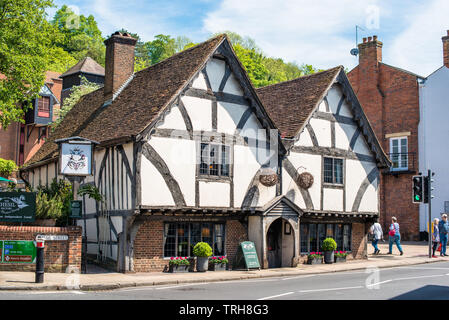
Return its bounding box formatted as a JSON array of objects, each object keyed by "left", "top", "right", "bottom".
[
  {"left": 388, "top": 217, "right": 403, "bottom": 255},
  {"left": 370, "top": 219, "right": 383, "bottom": 254},
  {"left": 432, "top": 218, "right": 440, "bottom": 258}
]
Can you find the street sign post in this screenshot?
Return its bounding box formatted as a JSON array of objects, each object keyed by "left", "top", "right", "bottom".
[{"left": 1, "top": 240, "right": 37, "bottom": 263}]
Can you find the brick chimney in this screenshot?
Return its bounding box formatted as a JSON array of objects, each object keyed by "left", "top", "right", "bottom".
[
  {"left": 104, "top": 31, "right": 137, "bottom": 102},
  {"left": 442, "top": 30, "right": 449, "bottom": 68},
  {"left": 358, "top": 35, "right": 383, "bottom": 66}
]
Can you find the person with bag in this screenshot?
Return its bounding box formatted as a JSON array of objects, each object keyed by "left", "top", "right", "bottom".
[
  {"left": 432, "top": 218, "right": 440, "bottom": 258},
  {"left": 369, "top": 219, "right": 384, "bottom": 254},
  {"left": 388, "top": 217, "right": 403, "bottom": 255},
  {"left": 438, "top": 214, "right": 449, "bottom": 256}
]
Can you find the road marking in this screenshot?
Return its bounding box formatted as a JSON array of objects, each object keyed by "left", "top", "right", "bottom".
[
  {"left": 298, "top": 286, "right": 362, "bottom": 293},
  {"left": 257, "top": 292, "right": 295, "bottom": 300},
  {"left": 400, "top": 267, "right": 449, "bottom": 270},
  {"left": 393, "top": 274, "right": 446, "bottom": 281},
  {"left": 281, "top": 275, "right": 316, "bottom": 280},
  {"left": 70, "top": 290, "right": 85, "bottom": 295},
  {"left": 365, "top": 279, "right": 392, "bottom": 287}
]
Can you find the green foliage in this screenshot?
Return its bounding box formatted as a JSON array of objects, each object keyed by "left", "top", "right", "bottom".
[
  {"left": 334, "top": 251, "right": 348, "bottom": 258},
  {"left": 0, "top": 0, "right": 56, "bottom": 128},
  {"left": 192, "top": 242, "right": 213, "bottom": 257},
  {"left": 78, "top": 184, "right": 104, "bottom": 203},
  {"left": 169, "top": 257, "right": 190, "bottom": 266},
  {"left": 0, "top": 158, "right": 17, "bottom": 177},
  {"left": 209, "top": 256, "right": 228, "bottom": 264},
  {"left": 52, "top": 76, "right": 100, "bottom": 130},
  {"left": 50, "top": 5, "right": 105, "bottom": 65},
  {"left": 322, "top": 238, "right": 337, "bottom": 251},
  {"left": 35, "top": 178, "right": 72, "bottom": 224},
  {"left": 307, "top": 252, "right": 323, "bottom": 259}
]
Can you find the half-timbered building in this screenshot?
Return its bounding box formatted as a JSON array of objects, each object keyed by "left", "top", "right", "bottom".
[{"left": 21, "top": 32, "right": 389, "bottom": 272}]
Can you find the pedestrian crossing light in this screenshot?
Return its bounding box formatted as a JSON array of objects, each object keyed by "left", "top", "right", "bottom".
[{"left": 412, "top": 175, "right": 423, "bottom": 203}]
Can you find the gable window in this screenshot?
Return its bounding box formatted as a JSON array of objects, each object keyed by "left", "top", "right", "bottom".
[
  {"left": 389, "top": 137, "right": 408, "bottom": 171},
  {"left": 323, "top": 157, "right": 343, "bottom": 184},
  {"left": 37, "top": 96, "right": 50, "bottom": 118},
  {"left": 199, "top": 143, "right": 230, "bottom": 177}
]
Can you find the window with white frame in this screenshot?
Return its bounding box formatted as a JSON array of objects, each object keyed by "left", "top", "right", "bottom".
[
  {"left": 390, "top": 137, "right": 408, "bottom": 170},
  {"left": 199, "top": 143, "right": 230, "bottom": 177}
]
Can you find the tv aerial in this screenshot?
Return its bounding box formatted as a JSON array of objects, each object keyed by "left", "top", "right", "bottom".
[{"left": 350, "top": 25, "right": 365, "bottom": 56}]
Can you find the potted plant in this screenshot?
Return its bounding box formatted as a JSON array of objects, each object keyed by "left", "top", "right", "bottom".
[
  {"left": 306, "top": 252, "right": 323, "bottom": 264},
  {"left": 168, "top": 257, "right": 190, "bottom": 273},
  {"left": 334, "top": 251, "right": 349, "bottom": 263},
  {"left": 193, "top": 242, "right": 213, "bottom": 272},
  {"left": 208, "top": 256, "right": 228, "bottom": 271},
  {"left": 322, "top": 238, "right": 337, "bottom": 264}
]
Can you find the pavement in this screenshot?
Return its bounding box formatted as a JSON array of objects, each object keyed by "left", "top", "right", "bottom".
[{"left": 0, "top": 241, "right": 446, "bottom": 292}]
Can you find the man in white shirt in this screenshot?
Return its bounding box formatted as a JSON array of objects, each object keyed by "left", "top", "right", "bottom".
[{"left": 370, "top": 219, "right": 384, "bottom": 255}]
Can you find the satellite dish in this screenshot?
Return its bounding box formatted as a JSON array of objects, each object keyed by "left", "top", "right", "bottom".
[{"left": 350, "top": 48, "right": 359, "bottom": 56}]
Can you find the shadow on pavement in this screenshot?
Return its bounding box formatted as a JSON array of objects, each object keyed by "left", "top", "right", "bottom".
[{"left": 390, "top": 285, "right": 449, "bottom": 300}]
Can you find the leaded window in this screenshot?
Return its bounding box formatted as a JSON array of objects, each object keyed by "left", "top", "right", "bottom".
[
  {"left": 300, "top": 223, "right": 352, "bottom": 253},
  {"left": 324, "top": 157, "right": 343, "bottom": 184},
  {"left": 199, "top": 143, "right": 230, "bottom": 177}
]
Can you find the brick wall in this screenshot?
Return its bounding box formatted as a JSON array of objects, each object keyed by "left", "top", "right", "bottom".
[
  {"left": 133, "top": 220, "right": 166, "bottom": 272},
  {"left": 225, "top": 220, "right": 248, "bottom": 270},
  {"left": 351, "top": 222, "right": 368, "bottom": 259},
  {"left": 0, "top": 225, "right": 82, "bottom": 272}
]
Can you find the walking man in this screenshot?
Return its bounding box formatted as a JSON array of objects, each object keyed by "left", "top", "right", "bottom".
[
  {"left": 438, "top": 214, "right": 449, "bottom": 256},
  {"left": 388, "top": 217, "right": 403, "bottom": 255},
  {"left": 432, "top": 218, "right": 440, "bottom": 258},
  {"left": 370, "top": 219, "right": 383, "bottom": 254}
]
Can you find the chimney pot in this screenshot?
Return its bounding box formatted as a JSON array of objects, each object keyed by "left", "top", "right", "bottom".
[
  {"left": 363, "top": 37, "right": 367, "bottom": 43},
  {"left": 373, "top": 35, "right": 378, "bottom": 41},
  {"left": 368, "top": 36, "right": 372, "bottom": 42}
]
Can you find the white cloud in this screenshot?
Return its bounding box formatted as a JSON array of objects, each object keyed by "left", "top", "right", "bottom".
[
  {"left": 203, "top": 0, "right": 380, "bottom": 70},
  {"left": 388, "top": 0, "right": 449, "bottom": 77}
]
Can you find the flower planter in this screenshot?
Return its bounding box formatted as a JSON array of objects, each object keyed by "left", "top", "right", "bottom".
[
  {"left": 208, "top": 263, "right": 227, "bottom": 271},
  {"left": 168, "top": 265, "right": 189, "bottom": 273},
  {"left": 334, "top": 256, "right": 347, "bottom": 263},
  {"left": 307, "top": 257, "right": 322, "bottom": 265},
  {"left": 196, "top": 257, "right": 209, "bottom": 272},
  {"left": 323, "top": 251, "right": 334, "bottom": 264}
]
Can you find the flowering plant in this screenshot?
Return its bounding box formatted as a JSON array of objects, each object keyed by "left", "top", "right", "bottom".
[
  {"left": 169, "top": 257, "right": 190, "bottom": 266},
  {"left": 307, "top": 252, "right": 323, "bottom": 259},
  {"left": 334, "top": 251, "right": 348, "bottom": 258},
  {"left": 209, "top": 256, "right": 228, "bottom": 264}
]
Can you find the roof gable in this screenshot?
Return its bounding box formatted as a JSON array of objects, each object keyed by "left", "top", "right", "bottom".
[{"left": 60, "top": 57, "right": 105, "bottom": 78}]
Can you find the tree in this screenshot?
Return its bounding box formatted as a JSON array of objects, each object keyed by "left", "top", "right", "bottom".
[
  {"left": 0, "top": 158, "right": 17, "bottom": 177},
  {"left": 0, "top": 0, "right": 56, "bottom": 129},
  {"left": 52, "top": 76, "right": 100, "bottom": 129}
]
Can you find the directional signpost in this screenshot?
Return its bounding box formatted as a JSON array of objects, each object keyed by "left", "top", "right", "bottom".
[{"left": 1, "top": 240, "right": 36, "bottom": 263}]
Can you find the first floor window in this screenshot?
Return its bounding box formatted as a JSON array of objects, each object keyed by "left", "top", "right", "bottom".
[
  {"left": 300, "top": 223, "right": 352, "bottom": 253},
  {"left": 37, "top": 96, "right": 50, "bottom": 118},
  {"left": 324, "top": 157, "right": 343, "bottom": 184},
  {"left": 199, "top": 143, "right": 230, "bottom": 177},
  {"left": 389, "top": 137, "right": 408, "bottom": 170},
  {"left": 163, "top": 222, "right": 226, "bottom": 257}
]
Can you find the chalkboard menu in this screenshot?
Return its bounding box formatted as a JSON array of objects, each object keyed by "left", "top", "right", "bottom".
[{"left": 234, "top": 241, "right": 261, "bottom": 270}]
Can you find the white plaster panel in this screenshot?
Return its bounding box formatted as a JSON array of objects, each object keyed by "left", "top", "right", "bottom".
[
  {"left": 85, "top": 218, "right": 98, "bottom": 242},
  {"left": 199, "top": 181, "right": 230, "bottom": 207},
  {"left": 111, "top": 216, "right": 123, "bottom": 236},
  {"left": 223, "top": 73, "right": 244, "bottom": 95},
  {"left": 309, "top": 118, "right": 331, "bottom": 147},
  {"left": 256, "top": 184, "right": 277, "bottom": 207},
  {"left": 326, "top": 86, "right": 343, "bottom": 114},
  {"left": 181, "top": 96, "right": 212, "bottom": 131},
  {"left": 323, "top": 188, "right": 344, "bottom": 211},
  {"left": 149, "top": 137, "right": 196, "bottom": 206},
  {"left": 217, "top": 102, "right": 248, "bottom": 135},
  {"left": 157, "top": 104, "right": 187, "bottom": 130},
  {"left": 95, "top": 148, "right": 106, "bottom": 183},
  {"left": 358, "top": 180, "right": 379, "bottom": 212},
  {"left": 345, "top": 159, "right": 377, "bottom": 212},
  {"left": 296, "top": 128, "right": 314, "bottom": 147},
  {"left": 353, "top": 133, "right": 371, "bottom": 155},
  {"left": 339, "top": 100, "right": 353, "bottom": 117},
  {"left": 191, "top": 72, "right": 208, "bottom": 90},
  {"left": 233, "top": 145, "right": 262, "bottom": 207},
  {"left": 335, "top": 123, "right": 355, "bottom": 150},
  {"left": 140, "top": 156, "right": 175, "bottom": 206},
  {"left": 47, "top": 163, "right": 56, "bottom": 184},
  {"left": 318, "top": 100, "right": 327, "bottom": 112},
  {"left": 285, "top": 152, "right": 322, "bottom": 210},
  {"left": 205, "top": 59, "right": 225, "bottom": 92}
]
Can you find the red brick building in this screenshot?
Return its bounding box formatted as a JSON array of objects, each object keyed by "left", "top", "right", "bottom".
[{"left": 348, "top": 36, "right": 424, "bottom": 240}]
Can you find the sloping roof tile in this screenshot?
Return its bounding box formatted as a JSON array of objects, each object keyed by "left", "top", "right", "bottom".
[{"left": 60, "top": 57, "right": 105, "bottom": 78}]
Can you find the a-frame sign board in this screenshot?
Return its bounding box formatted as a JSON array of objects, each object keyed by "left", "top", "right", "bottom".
[{"left": 233, "top": 241, "right": 261, "bottom": 271}]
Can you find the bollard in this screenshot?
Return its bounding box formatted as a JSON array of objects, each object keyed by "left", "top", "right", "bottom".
[{"left": 35, "top": 239, "right": 45, "bottom": 283}]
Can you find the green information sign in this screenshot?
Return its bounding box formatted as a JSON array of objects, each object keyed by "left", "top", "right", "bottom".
[
  {"left": 1, "top": 240, "right": 36, "bottom": 264},
  {"left": 0, "top": 192, "right": 36, "bottom": 223},
  {"left": 69, "top": 200, "right": 82, "bottom": 218},
  {"left": 234, "top": 241, "right": 260, "bottom": 270}
]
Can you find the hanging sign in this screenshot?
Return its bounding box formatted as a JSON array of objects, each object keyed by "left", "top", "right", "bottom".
[
  {"left": 60, "top": 142, "right": 92, "bottom": 176},
  {"left": 69, "top": 200, "right": 82, "bottom": 218},
  {"left": 0, "top": 192, "right": 36, "bottom": 222}
]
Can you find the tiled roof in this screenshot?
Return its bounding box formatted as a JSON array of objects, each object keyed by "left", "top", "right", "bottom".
[
  {"left": 60, "top": 57, "right": 105, "bottom": 78},
  {"left": 25, "top": 35, "right": 227, "bottom": 167},
  {"left": 256, "top": 66, "right": 342, "bottom": 138}
]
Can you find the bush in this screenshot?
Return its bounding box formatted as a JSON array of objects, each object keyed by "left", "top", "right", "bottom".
[
  {"left": 209, "top": 256, "right": 228, "bottom": 264},
  {"left": 0, "top": 158, "right": 17, "bottom": 177},
  {"left": 192, "top": 242, "right": 213, "bottom": 257},
  {"left": 322, "top": 238, "right": 337, "bottom": 251},
  {"left": 334, "top": 251, "right": 349, "bottom": 258},
  {"left": 307, "top": 252, "right": 323, "bottom": 259},
  {"left": 35, "top": 178, "right": 72, "bottom": 225},
  {"left": 169, "top": 257, "right": 190, "bottom": 266}
]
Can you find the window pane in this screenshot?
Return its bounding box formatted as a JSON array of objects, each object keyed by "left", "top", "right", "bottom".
[
  {"left": 326, "top": 224, "right": 334, "bottom": 238},
  {"left": 200, "top": 143, "right": 209, "bottom": 174},
  {"left": 163, "top": 223, "right": 176, "bottom": 257},
  {"left": 37, "top": 97, "right": 50, "bottom": 118},
  {"left": 209, "top": 145, "right": 219, "bottom": 176},
  {"left": 318, "top": 224, "right": 326, "bottom": 251},
  {"left": 335, "top": 224, "right": 343, "bottom": 250},
  {"left": 300, "top": 224, "right": 308, "bottom": 253},
  {"left": 221, "top": 145, "right": 230, "bottom": 177},
  {"left": 334, "top": 159, "right": 343, "bottom": 184},
  {"left": 324, "top": 158, "right": 333, "bottom": 183},
  {"left": 343, "top": 225, "right": 352, "bottom": 251},
  {"left": 201, "top": 223, "right": 213, "bottom": 248},
  {"left": 309, "top": 224, "right": 317, "bottom": 252},
  {"left": 392, "top": 139, "right": 398, "bottom": 153},
  {"left": 214, "top": 224, "right": 225, "bottom": 256},
  {"left": 190, "top": 223, "right": 201, "bottom": 254},
  {"left": 177, "top": 223, "right": 189, "bottom": 257}
]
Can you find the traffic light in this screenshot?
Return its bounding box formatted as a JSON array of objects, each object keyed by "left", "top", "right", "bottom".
[
  {"left": 423, "top": 172, "right": 435, "bottom": 204},
  {"left": 412, "top": 175, "right": 423, "bottom": 203}
]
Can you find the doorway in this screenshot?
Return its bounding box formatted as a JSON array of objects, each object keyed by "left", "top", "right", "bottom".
[{"left": 266, "top": 218, "right": 295, "bottom": 268}]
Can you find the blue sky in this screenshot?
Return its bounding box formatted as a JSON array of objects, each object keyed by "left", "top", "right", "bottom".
[{"left": 47, "top": 0, "right": 449, "bottom": 77}]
